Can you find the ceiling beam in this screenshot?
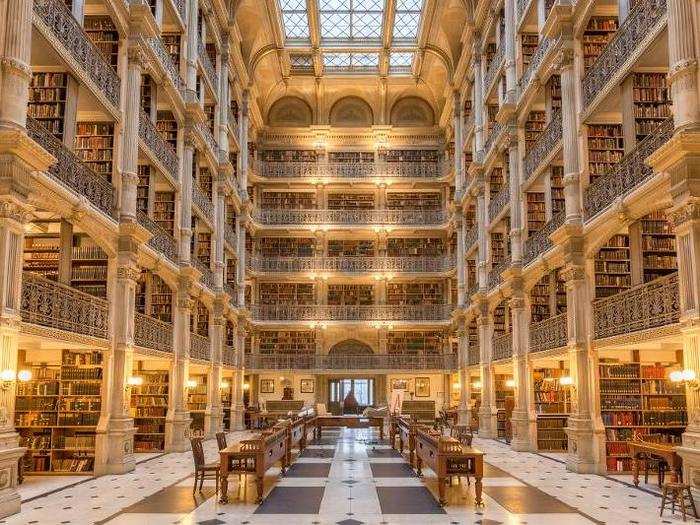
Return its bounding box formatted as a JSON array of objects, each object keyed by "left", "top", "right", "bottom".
[{"left": 306, "top": 0, "right": 323, "bottom": 77}]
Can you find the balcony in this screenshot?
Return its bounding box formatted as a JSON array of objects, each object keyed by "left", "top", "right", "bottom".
[
  {"left": 483, "top": 41, "right": 505, "bottom": 96},
  {"left": 492, "top": 332, "right": 513, "bottom": 361},
  {"left": 581, "top": 0, "right": 667, "bottom": 113},
  {"left": 169, "top": 0, "right": 186, "bottom": 22},
  {"left": 134, "top": 312, "right": 173, "bottom": 352},
  {"left": 518, "top": 37, "right": 554, "bottom": 98},
  {"left": 465, "top": 226, "right": 478, "bottom": 252},
  {"left": 223, "top": 345, "right": 237, "bottom": 367},
  {"left": 148, "top": 37, "right": 186, "bottom": 100},
  {"left": 488, "top": 256, "right": 511, "bottom": 291},
  {"left": 252, "top": 209, "right": 448, "bottom": 227},
  {"left": 193, "top": 258, "right": 216, "bottom": 290},
  {"left": 247, "top": 256, "right": 456, "bottom": 274},
  {"left": 228, "top": 108, "right": 238, "bottom": 136},
  {"left": 190, "top": 333, "right": 211, "bottom": 361},
  {"left": 137, "top": 211, "right": 178, "bottom": 264},
  {"left": 488, "top": 185, "right": 510, "bottom": 223},
  {"left": 139, "top": 111, "right": 179, "bottom": 181},
  {"left": 529, "top": 313, "right": 567, "bottom": 353},
  {"left": 192, "top": 185, "right": 215, "bottom": 224},
  {"left": 224, "top": 282, "right": 237, "bottom": 299},
  {"left": 21, "top": 272, "right": 109, "bottom": 340},
  {"left": 244, "top": 353, "right": 457, "bottom": 372},
  {"left": 250, "top": 304, "right": 453, "bottom": 322},
  {"left": 254, "top": 160, "right": 445, "bottom": 179},
  {"left": 523, "top": 110, "right": 562, "bottom": 182},
  {"left": 467, "top": 281, "right": 478, "bottom": 299},
  {"left": 33, "top": 0, "right": 120, "bottom": 111},
  {"left": 522, "top": 210, "right": 565, "bottom": 266},
  {"left": 593, "top": 273, "right": 679, "bottom": 340},
  {"left": 198, "top": 41, "right": 219, "bottom": 94},
  {"left": 196, "top": 122, "right": 219, "bottom": 162},
  {"left": 483, "top": 121, "right": 504, "bottom": 159},
  {"left": 224, "top": 224, "right": 237, "bottom": 250},
  {"left": 27, "top": 117, "right": 116, "bottom": 218},
  {"left": 467, "top": 345, "right": 480, "bottom": 366},
  {"left": 584, "top": 119, "right": 673, "bottom": 221}
]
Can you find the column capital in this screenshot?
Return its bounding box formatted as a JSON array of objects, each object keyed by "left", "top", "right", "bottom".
[{"left": 672, "top": 200, "right": 700, "bottom": 229}]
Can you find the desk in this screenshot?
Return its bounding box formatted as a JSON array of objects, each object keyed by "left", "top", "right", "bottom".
[
  {"left": 314, "top": 415, "right": 384, "bottom": 440},
  {"left": 390, "top": 416, "right": 418, "bottom": 466},
  {"left": 628, "top": 439, "right": 682, "bottom": 486}
]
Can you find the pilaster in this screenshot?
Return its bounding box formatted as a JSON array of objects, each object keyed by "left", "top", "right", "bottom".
[
  {"left": 477, "top": 306, "right": 498, "bottom": 437},
  {"left": 205, "top": 299, "right": 225, "bottom": 437},
  {"left": 231, "top": 321, "right": 246, "bottom": 430},
  {"left": 508, "top": 291, "right": 536, "bottom": 451}
]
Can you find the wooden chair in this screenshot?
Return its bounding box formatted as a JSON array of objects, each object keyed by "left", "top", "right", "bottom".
[
  {"left": 216, "top": 432, "right": 227, "bottom": 451},
  {"left": 660, "top": 482, "right": 698, "bottom": 521},
  {"left": 190, "top": 437, "right": 219, "bottom": 494}
]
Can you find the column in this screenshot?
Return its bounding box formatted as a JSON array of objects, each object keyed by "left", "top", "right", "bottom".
[
  {"left": 508, "top": 290, "right": 536, "bottom": 451},
  {"left": 237, "top": 90, "right": 249, "bottom": 198},
  {"left": 205, "top": 299, "right": 225, "bottom": 436},
  {"left": 180, "top": 132, "right": 195, "bottom": 263},
  {"left": 214, "top": 180, "right": 225, "bottom": 290},
  {"left": 507, "top": 134, "right": 522, "bottom": 263},
  {"left": 453, "top": 91, "right": 464, "bottom": 193},
  {"left": 477, "top": 308, "right": 498, "bottom": 437},
  {"left": 456, "top": 215, "right": 466, "bottom": 305},
  {"left": 504, "top": 0, "right": 517, "bottom": 99},
  {"left": 456, "top": 318, "right": 471, "bottom": 425},
  {"left": 559, "top": 48, "right": 583, "bottom": 222},
  {"left": 230, "top": 321, "right": 246, "bottom": 430},
  {"left": 185, "top": 0, "right": 200, "bottom": 101},
  {"left": 165, "top": 280, "right": 193, "bottom": 452},
  {"left": 667, "top": 0, "right": 700, "bottom": 129},
  {"left": 119, "top": 47, "right": 144, "bottom": 222},
  {"left": 476, "top": 188, "right": 488, "bottom": 289},
  {"left": 473, "top": 47, "right": 485, "bottom": 154},
  {"left": 235, "top": 216, "right": 246, "bottom": 307}
]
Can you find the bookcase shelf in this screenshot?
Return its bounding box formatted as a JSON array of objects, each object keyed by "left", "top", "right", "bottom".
[
  {"left": 550, "top": 166, "right": 565, "bottom": 214},
  {"left": 156, "top": 111, "right": 178, "bottom": 151},
  {"left": 583, "top": 17, "right": 619, "bottom": 72},
  {"left": 328, "top": 193, "right": 375, "bottom": 210},
  {"left": 162, "top": 33, "right": 181, "bottom": 69},
  {"left": 595, "top": 234, "right": 631, "bottom": 299},
  {"left": 328, "top": 151, "right": 374, "bottom": 163},
  {"left": 259, "top": 237, "right": 315, "bottom": 257},
  {"left": 525, "top": 111, "right": 545, "bottom": 154},
  {"left": 521, "top": 34, "right": 539, "bottom": 71},
  {"left": 71, "top": 234, "right": 108, "bottom": 299},
  {"left": 526, "top": 192, "right": 546, "bottom": 236},
  {"left": 383, "top": 150, "right": 439, "bottom": 163},
  {"left": 259, "top": 282, "right": 315, "bottom": 305},
  {"left": 633, "top": 73, "right": 671, "bottom": 141},
  {"left": 29, "top": 72, "right": 68, "bottom": 141},
  {"left": 187, "top": 374, "right": 207, "bottom": 437},
  {"left": 328, "top": 284, "right": 374, "bottom": 306},
  {"left": 259, "top": 331, "right": 316, "bottom": 355},
  {"left": 137, "top": 165, "right": 151, "bottom": 214},
  {"left": 261, "top": 150, "right": 317, "bottom": 162},
  {"left": 530, "top": 274, "right": 551, "bottom": 323},
  {"left": 533, "top": 368, "right": 571, "bottom": 414},
  {"left": 23, "top": 233, "right": 60, "bottom": 281},
  {"left": 488, "top": 167, "right": 504, "bottom": 200},
  {"left": 386, "top": 192, "right": 441, "bottom": 211},
  {"left": 221, "top": 383, "right": 231, "bottom": 430},
  {"left": 490, "top": 232, "right": 505, "bottom": 266},
  {"left": 387, "top": 282, "right": 443, "bottom": 305},
  {"left": 641, "top": 210, "right": 677, "bottom": 283},
  {"left": 75, "top": 122, "right": 114, "bottom": 181},
  {"left": 154, "top": 191, "right": 176, "bottom": 236},
  {"left": 261, "top": 192, "right": 316, "bottom": 210},
  {"left": 495, "top": 374, "right": 513, "bottom": 439},
  {"left": 587, "top": 124, "right": 624, "bottom": 184},
  {"left": 387, "top": 238, "right": 443, "bottom": 257},
  {"left": 84, "top": 16, "right": 118, "bottom": 71},
  {"left": 387, "top": 331, "right": 443, "bottom": 355},
  {"left": 537, "top": 415, "right": 569, "bottom": 451},
  {"left": 327, "top": 239, "right": 374, "bottom": 257},
  {"left": 131, "top": 369, "right": 169, "bottom": 452},
  {"left": 549, "top": 75, "right": 562, "bottom": 111}
]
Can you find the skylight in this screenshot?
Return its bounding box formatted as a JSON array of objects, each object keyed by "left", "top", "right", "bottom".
[
  {"left": 324, "top": 52, "right": 380, "bottom": 73},
  {"left": 319, "top": 0, "right": 385, "bottom": 43},
  {"left": 279, "top": 0, "right": 311, "bottom": 41},
  {"left": 390, "top": 52, "right": 414, "bottom": 73},
  {"left": 393, "top": 0, "right": 424, "bottom": 43}
]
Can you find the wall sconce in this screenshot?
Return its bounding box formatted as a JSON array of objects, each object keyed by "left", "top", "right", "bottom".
[
  {"left": 220, "top": 380, "right": 230, "bottom": 389},
  {"left": 471, "top": 380, "right": 482, "bottom": 390},
  {"left": 452, "top": 382, "right": 461, "bottom": 390},
  {"left": 670, "top": 369, "right": 699, "bottom": 390},
  {"left": 558, "top": 376, "right": 573, "bottom": 386},
  {"left": 186, "top": 379, "right": 198, "bottom": 389},
  {"left": 0, "top": 369, "right": 31, "bottom": 390},
  {"left": 126, "top": 376, "right": 143, "bottom": 388},
  {"left": 505, "top": 379, "right": 516, "bottom": 388},
  {"left": 243, "top": 382, "right": 250, "bottom": 391}
]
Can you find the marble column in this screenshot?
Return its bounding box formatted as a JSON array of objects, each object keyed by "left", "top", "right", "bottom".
[
  {"left": 205, "top": 299, "right": 225, "bottom": 436},
  {"left": 503, "top": 0, "right": 517, "bottom": 98},
  {"left": 453, "top": 91, "right": 464, "bottom": 193},
  {"left": 509, "top": 291, "right": 536, "bottom": 451},
  {"left": 119, "top": 47, "right": 144, "bottom": 222},
  {"left": 180, "top": 132, "right": 195, "bottom": 263},
  {"left": 477, "top": 308, "right": 498, "bottom": 437},
  {"left": 558, "top": 48, "right": 583, "bottom": 222},
  {"left": 456, "top": 318, "right": 471, "bottom": 425},
  {"left": 476, "top": 188, "right": 488, "bottom": 289},
  {"left": 667, "top": 0, "right": 700, "bottom": 129},
  {"left": 231, "top": 321, "right": 246, "bottom": 430},
  {"left": 238, "top": 90, "right": 249, "bottom": 199},
  {"left": 455, "top": 215, "right": 466, "bottom": 306},
  {"left": 473, "top": 48, "right": 485, "bottom": 154},
  {"left": 507, "top": 133, "right": 522, "bottom": 263},
  {"left": 0, "top": 0, "right": 32, "bottom": 131},
  {"left": 235, "top": 216, "right": 246, "bottom": 307}
]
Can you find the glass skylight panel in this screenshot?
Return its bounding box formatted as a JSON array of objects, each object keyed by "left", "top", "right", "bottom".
[
  {"left": 324, "top": 52, "right": 379, "bottom": 72},
  {"left": 393, "top": 0, "right": 423, "bottom": 42},
  {"left": 319, "top": 0, "right": 385, "bottom": 43},
  {"left": 279, "top": 0, "right": 311, "bottom": 41},
  {"left": 390, "top": 52, "right": 414, "bottom": 72}
]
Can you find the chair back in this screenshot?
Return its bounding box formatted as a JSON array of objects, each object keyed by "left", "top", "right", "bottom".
[
  {"left": 190, "top": 437, "right": 205, "bottom": 467},
  {"left": 216, "top": 432, "right": 227, "bottom": 451}
]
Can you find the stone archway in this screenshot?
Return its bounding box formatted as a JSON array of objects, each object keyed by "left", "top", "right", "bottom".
[{"left": 328, "top": 339, "right": 374, "bottom": 355}]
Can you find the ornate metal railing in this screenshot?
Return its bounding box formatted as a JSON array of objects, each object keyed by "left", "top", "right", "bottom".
[
  {"left": 224, "top": 224, "right": 237, "bottom": 249},
  {"left": 483, "top": 42, "right": 505, "bottom": 95},
  {"left": 484, "top": 121, "right": 504, "bottom": 158},
  {"left": 593, "top": 273, "right": 680, "bottom": 340},
  {"left": 581, "top": 0, "right": 667, "bottom": 111},
  {"left": 228, "top": 108, "right": 238, "bottom": 133},
  {"left": 196, "top": 122, "right": 219, "bottom": 160},
  {"left": 21, "top": 272, "right": 109, "bottom": 339},
  {"left": 224, "top": 282, "right": 237, "bottom": 299},
  {"left": 488, "top": 256, "right": 511, "bottom": 290},
  {"left": 223, "top": 345, "right": 237, "bottom": 367},
  {"left": 584, "top": 119, "right": 673, "bottom": 220},
  {"left": 464, "top": 226, "right": 478, "bottom": 251},
  {"left": 523, "top": 110, "right": 562, "bottom": 181},
  {"left": 522, "top": 210, "right": 565, "bottom": 266},
  {"left": 256, "top": 161, "right": 318, "bottom": 178},
  {"left": 324, "top": 162, "right": 377, "bottom": 178},
  {"left": 170, "top": 0, "right": 186, "bottom": 21},
  {"left": 255, "top": 160, "right": 443, "bottom": 179},
  {"left": 467, "top": 281, "right": 478, "bottom": 298},
  {"left": 488, "top": 185, "right": 510, "bottom": 223},
  {"left": 137, "top": 211, "right": 178, "bottom": 264},
  {"left": 516, "top": 0, "right": 531, "bottom": 23},
  {"left": 245, "top": 353, "right": 458, "bottom": 371},
  {"left": 467, "top": 345, "right": 480, "bottom": 366},
  {"left": 134, "top": 312, "right": 173, "bottom": 351},
  {"left": 519, "top": 37, "right": 552, "bottom": 92},
  {"left": 464, "top": 111, "right": 475, "bottom": 135},
  {"left": 148, "top": 37, "right": 186, "bottom": 98},
  {"left": 252, "top": 208, "right": 448, "bottom": 226},
  {"left": 27, "top": 117, "right": 116, "bottom": 218},
  {"left": 385, "top": 161, "right": 442, "bottom": 178},
  {"left": 529, "top": 313, "right": 568, "bottom": 352},
  {"left": 198, "top": 41, "right": 219, "bottom": 91},
  {"left": 33, "top": 0, "right": 120, "bottom": 108},
  {"left": 190, "top": 333, "right": 211, "bottom": 360},
  {"left": 247, "top": 256, "right": 455, "bottom": 273},
  {"left": 251, "top": 304, "right": 453, "bottom": 321},
  {"left": 139, "top": 111, "right": 179, "bottom": 181},
  {"left": 192, "top": 185, "right": 215, "bottom": 224},
  {"left": 492, "top": 332, "right": 513, "bottom": 360},
  {"left": 193, "top": 258, "right": 216, "bottom": 290}
]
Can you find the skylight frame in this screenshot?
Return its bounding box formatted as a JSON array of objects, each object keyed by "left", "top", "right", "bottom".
[
  {"left": 389, "top": 51, "right": 415, "bottom": 74},
  {"left": 319, "top": 0, "right": 386, "bottom": 45},
  {"left": 323, "top": 51, "right": 380, "bottom": 74},
  {"left": 279, "top": 0, "right": 312, "bottom": 43},
  {"left": 392, "top": 0, "right": 424, "bottom": 44}
]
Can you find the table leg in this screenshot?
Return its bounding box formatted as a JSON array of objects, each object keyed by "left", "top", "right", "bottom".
[
  {"left": 219, "top": 470, "right": 229, "bottom": 504},
  {"left": 380, "top": 424, "right": 384, "bottom": 440},
  {"left": 632, "top": 454, "right": 640, "bottom": 487},
  {"left": 474, "top": 475, "right": 483, "bottom": 506},
  {"left": 438, "top": 476, "right": 446, "bottom": 506},
  {"left": 255, "top": 476, "right": 264, "bottom": 504}
]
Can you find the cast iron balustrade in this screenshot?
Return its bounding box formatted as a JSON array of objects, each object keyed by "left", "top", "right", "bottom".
[
  {"left": 137, "top": 211, "right": 178, "bottom": 264},
  {"left": 198, "top": 41, "right": 219, "bottom": 92},
  {"left": 467, "top": 345, "right": 480, "bottom": 366},
  {"left": 148, "top": 37, "right": 186, "bottom": 98},
  {"left": 33, "top": 0, "right": 121, "bottom": 108},
  {"left": 196, "top": 122, "right": 219, "bottom": 160},
  {"left": 484, "top": 121, "right": 504, "bottom": 158},
  {"left": 255, "top": 160, "right": 443, "bottom": 179},
  {"left": 192, "top": 185, "right": 215, "bottom": 224},
  {"left": 170, "top": 0, "right": 186, "bottom": 21},
  {"left": 492, "top": 332, "right": 513, "bottom": 360},
  {"left": 529, "top": 313, "right": 568, "bottom": 352},
  {"left": 228, "top": 108, "right": 238, "bottom": 133},
  {"left": 483, "top": 39, "right": 505, "bottom": 95},
  {"left": 523, "top": 110, "right": 562, "bottom": 181},
  {"left": 465, "top": 111, "right": 475, "bottom": 135},
  {"left": 522, "top": 210, "right": 565, "bottom": 266},
  {"left": 256, "top": 161, "right": 318, "bottom": 178},
  {"left": 465, "top": 226, "right": 478, "bottom": 252},
  {"left": 324, "top": 162, "right": 377, "bottom": 178},
  {"left": 584, "top": 119, "right": 673, "bottom": 221},
  {"left": 27, "top": 117, "right": 116, "bottom": 218},
  {"left": 488, "top": 185, "right": 510, "bottom": 223},
  {"left": 385, "top": 161, "right": 442, "bottom": 179},
  {"left": 224, "top": 282, "right": 237, "bottom": 299},
  {"left": 516, "top": 0, "right": 530, "bottom": 23},
  {"left": 251, "top": 304, "right": 453, "bottom": 322},
  {"left": 224, "top": 224, "right": 237, "bottom": 249},
  {"left": 467, "top": 281, "right": 478, "bottom": 298},
  {"left": 593, "top": 273, "right": 680, "bottom": 340},
  {"left": 190, "top": 333, "right": 211, "bottom": 360},
  {"left": 581, "top": 0, "right": 667, "bottom": 111},
  {"left": 244, "top": 353, "right": 457, "bottom": 371},
  {"left": 488, "top": 256, "right": 511, "bottom": 290},
  {"left": 21, "top": 272, "right": 109, "bottom": 339},
  {"left": 193, "top": 258, "right": 215, "bottom": 290},
  {"left": 223, "top": 345, "right": 237, "bottom": 367},
  {"left": 519, "top": 37, "right": 553, "bottom": 93},
  {"left": 139, "top": 111, "right": 179, "bottom": 181},
  {"left": 252, "top": 208, "right": 448, "bottom": 226},
  {"left": 134, "top": 312, "right": 173, "bottom": 352},
  {"left": 247, "top": 256, "right": 455, "bottom": 273}
]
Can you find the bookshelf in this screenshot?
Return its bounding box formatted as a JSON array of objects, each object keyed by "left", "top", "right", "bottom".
[
  {"left": 195, "top": 231, "right": 212, "bottom": 266},
  {"left": 204, "top": 104, "right": 216, "bottom": 134},
  {"left": 328, "top": 284, "right": 374, "bottom": 305},
  {"left": 587, "top": 124, "right": 624, "bottom": 183},
  {"left": 633, "top": 73, "right": 671, "bottom": 141},
  {"left": 387, "top": 282, "right": 443, "bottom": 305},
  {"left": 525, "top": 111, "right": 546, "bottom": 153},
  {"left": 187, "top": 374, "right": 207, "bottom": 436},
  {"left": 384, "top": 150, "right": 439, "bottom": 163},
  {"left": 23, "top": 233, "right": 60, "bottom": 281},
  {"left": 537, "top": 415, "right": 569, "bottom": 451},
  {"left": 530, "top": 274, "right": 551, "bottom": 323},
  {"left": 526, "top": 192, "right": 546, "bottom": 236},
  {"left": 550, "top": 166, "right": 565, "bottom": 214},
  {"left": 327, "top": 239, "right": 375, "bottom": 257},
  {"left": 259, "top": 331, "right": 316, "bottom": 355},
  {"left": 549, "top": 75, "right": 562, "bottom": 111},
  {"left": 595, "top": 234, "right": 631, "bottom": 298},
  {"left": 260, "top": 191, "right": 316, "bottom": 209},
  {"left": 226, "top": 258, "right": 236, "bottom": 287},
  {"left": 493, "top": 303, "right": 507, "bottom": 336},
  {"left": 327, "top": 193, "right": 375, "bottom": 209},
  {"left": 151, "top": 273, "right": 173, "bottom": 323},
  {"left": 490, "top": 232, "right": 505, "bottom": 266},
  {"left": 71, "top": 234, "right": 108, "bottom": 298},
  {"left": 261, "top": 150, "right": 317, "bottom": 162},
  {"left": 162, "top": 33, "right": 181, "bottom": 68},
  {"left": 131, "top": 369, "right": 169, "bottom": 452},
  {"left": 198, "top": 168, "right": 213, "bottom": 200},
  {"left": 259, "top": 237, "right": 315, "bottom": 257},
  {"left": 84, "top": 16, "right": 119, "bottom": 71},
  {"left": 137, "top": 165, "right": 151, "bottom": 213},
  {"left": 533, "top": 368, "right": 570, "bottom": 414},
  {"left": 328, "top": 151, "right": 374, "bottom": 163},
  {"left": 194, "top": 302, "right": 209, "bottom": 337},
  {"left": 640, "top": 211, "right": 677, "bottom": 283},
  {"left": 222, "top": 381, "right": 231, "bottom": 430},
  {"left": 387, "top": 238, "right": 443, "bottom": 257},
  {"left": 386, "top": 192, "right": 442, "bottom": 210},
  {"left": 259, "top": 282, "right": 315, "bottom": 305},
  {"left": 554, "top": 268, "right": 567, "bottom": 315},
  {"left": 387, "top": 331, "right": 443, "bottom": 355},
  {"left": 521, "top": 34, "right": 539, "bottom": 71},
  {"left": 583, "top": 17, "right": 618, "bottom": 72},
  {"left": 154, "top": 191, "right": 176, "bottom": 235},
  {"left": 28, "top": 72, "right": 68, "bottom": 141},
  {"left": 17, "top": 350, "right": 103, "bottom": 474},
  {"left": 140, "top": 75, "right": 153, "bottom": 116},
  {"left": 599, "top": 358, "right": 687, "bottom": 472},
  {"left": 467, "top": 259, "right": 477, "bottom": 290},
  {"left": 488, "top": 167, "right": 504, "bottom": 200},
  {"left": 75, "top": 122, "right": 114, "bottom": 180},
  {"left": 495, "top": 374, "right": 513, "bottom": 439},
  {"left": 156, "top": 111, "right": 178, "bottom": 151}
]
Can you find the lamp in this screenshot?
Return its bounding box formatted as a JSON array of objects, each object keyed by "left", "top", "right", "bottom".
[
  {"left": 243, "top": 382, "right": 250, "bottom": 391},
  {"left": 505, "top": 379, "right": 516, "bottom": 388},
  {"left": 471, "top": 380, "right": 482, "bottom": 390},
  {"left": 186, "top": 379, "right": 198, "bottom": 389},
  {"left": 0, "top": 369, "right": 31, "bottom": 390},
  {"left": 126, "top": 376, "right": 143, "bottom": 388},
  {"left": 220, "top": 380, "right": 230, "bottom": 389},
  {"left": 452, "top": 381, "right": 461, "bottom": 390},
  {"left": 670, "top": 369, "right": 699, "bottom": 390},
  {"left": 559, "top": 376, "right": 573, "bottom": 386}
]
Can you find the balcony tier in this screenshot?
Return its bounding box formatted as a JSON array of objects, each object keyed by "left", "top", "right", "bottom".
[
  {"left": 252, "top": 209, "right": 449, "bottom": 227},
  {"left": 247, "top": 256, "right": 456, "bottom": 274},
  {"left": 250, "top": 304, "right": 453, "bottom": 322},
  {"left": 245, "top": 353, "right": 457, "bottom": 372}
]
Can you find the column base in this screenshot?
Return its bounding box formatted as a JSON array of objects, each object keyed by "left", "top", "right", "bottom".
[
  {"left": 510, "top": 410, "right": 536, "bottom": 452},
  {"left": 204, "top": 409, "right": 223, "bottom": 438},
  {"left": 478, "top": 406, "right": 498, "bottom": 439},
  {"left": 232, "top": 405, "right": 245, "bottom": 431},
  {"left": 0, "top": 440, "right": 26, "bottom": 519},
  {"left": 94, "top": 417, "right": 136, "bottom": 475},
  {"left": 564, "top": 416, "right": 606, "bottom": 474},
  {"left": 458, "top": 407, "right": 471, "bottom": 427},
  {"left": 165, "top": 410, "right": 191, "bottom": 452},
  {"left": 677, "top": 427, "right": 700, "bottom": 487}
]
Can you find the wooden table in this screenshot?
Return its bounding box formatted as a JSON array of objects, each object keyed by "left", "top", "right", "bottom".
[
  {"left": 414, "top": 429, "right": 484, "bottom": 506},
  {"left": 391, "top": 416, "right": 418, "bottom": 466},
  {"left": 628, "top": 439, "right": 682, "bottom": 486},
  {"left": 314, "top": 415, "right": 384, "bottom": 440}
]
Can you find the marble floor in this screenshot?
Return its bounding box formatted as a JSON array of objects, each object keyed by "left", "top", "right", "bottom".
[{"left": 4, "top": 428, "right": 699, "bottom": 525}]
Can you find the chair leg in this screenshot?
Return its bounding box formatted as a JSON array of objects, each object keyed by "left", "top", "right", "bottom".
[
  {"left": 193, "top": 471, "right": 198, "bottom": 493},
  {"left": 199, "top": 472, "right": 204, "bottom": 492},
  {"left": 688, "top": 488, "right": 699, "bottom": 519},
  {"left": 680, "top": 491, "right": 688, "bottom": 522},
  {"left": 215, "top": 472, "right": 219, "bottom": 496},
  {"left": 660, "top": 487, "right": 668, "bottom": 517}
]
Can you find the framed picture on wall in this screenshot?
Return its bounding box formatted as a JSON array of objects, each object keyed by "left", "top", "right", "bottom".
[
  {"left": 260, "top": 379, "right": 274, "bottom": 394},
  {"left": 300, "top": 379, "right": 314, "bottom": 393},
  {"left": 415, "top": 377, "right": 430, "bottom": 397},
  {"left": 391, "top": 379, "right": 408, "bottom": 390}
]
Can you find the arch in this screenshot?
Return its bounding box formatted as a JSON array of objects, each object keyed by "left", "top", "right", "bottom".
[
  {"left": 390, "top": 96, "right": 435, "bottom": 126},
  {"left": 328, "top": 339, "right": 374, "bottom": 355},
  {"left": 329, "top": 96, "right": 374, "bottom": 127},
  {"left": 267, "top": 96, "right": 313, "bottom": 126}
]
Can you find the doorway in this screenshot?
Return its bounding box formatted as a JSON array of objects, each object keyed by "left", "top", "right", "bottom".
[{"left": 328, "top": 378, "right": 375, "bottom": 415}]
